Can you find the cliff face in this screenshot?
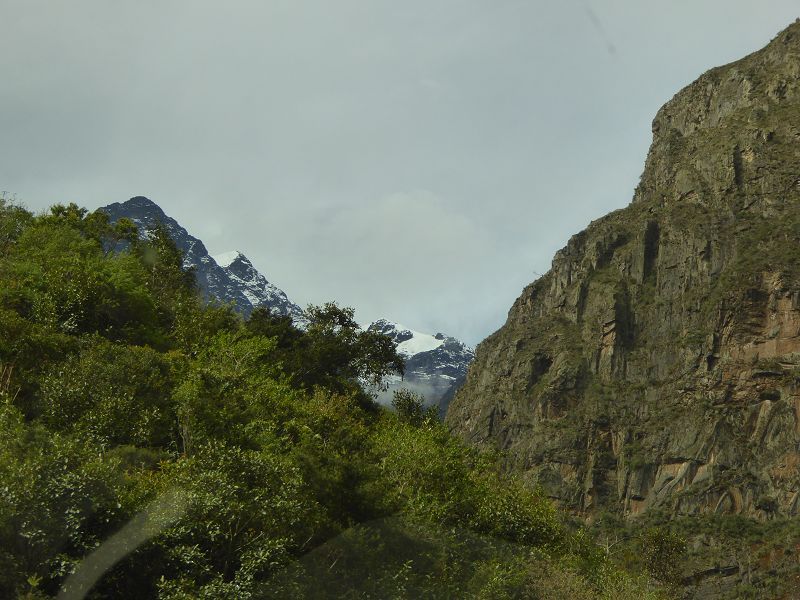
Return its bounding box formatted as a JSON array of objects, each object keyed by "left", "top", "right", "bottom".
[{"left": 446, "top": 21, "right": 800, "bottom": 520}]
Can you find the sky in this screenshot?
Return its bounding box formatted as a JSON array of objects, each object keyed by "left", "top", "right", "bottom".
[{"left": 1, "top": 1, "right": 798, "bottom": 346}]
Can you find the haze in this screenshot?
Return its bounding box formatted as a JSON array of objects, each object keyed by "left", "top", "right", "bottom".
[{"left": 1, "top": 1, "right": 797, "bottom": 345}]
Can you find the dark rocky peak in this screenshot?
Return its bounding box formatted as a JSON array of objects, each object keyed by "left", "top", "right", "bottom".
[
  {"left": 103, "top": 196, "right": 207, "bottom": 259},
  {"left": 116, "top": 195, "right": 164, "bottom": 213},
  {"left": 368, "top": 319, "right": 413, "bottom": 343},
  {"left": 103, "top": 197, "right": 179, "bottom": 241},
  {"left": 101, "top": 198, "right": 303, "bottom": 321}
]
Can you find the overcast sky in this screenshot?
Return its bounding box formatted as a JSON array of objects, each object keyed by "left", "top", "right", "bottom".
[{"left": 1, "top": 2, "right": 797, "bottom": 345}]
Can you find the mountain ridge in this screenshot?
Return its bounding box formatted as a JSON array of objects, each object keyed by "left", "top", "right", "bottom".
[{"left": 368, "top": 319, "right": 474, "bottom": 414}]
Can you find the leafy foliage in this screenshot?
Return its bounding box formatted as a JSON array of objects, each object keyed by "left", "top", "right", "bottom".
[{"left": 391, "top": 388, "right": 437, "bottom": 426}]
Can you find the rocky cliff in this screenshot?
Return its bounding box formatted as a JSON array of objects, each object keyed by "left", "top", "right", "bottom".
[{"left": 447, "top": 21, "right": 800, "bottom": 521}]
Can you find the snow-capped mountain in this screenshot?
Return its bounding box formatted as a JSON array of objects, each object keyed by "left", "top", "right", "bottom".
[
  {"left": 101, "top": 197, "right": 303, "bottom": 320},
  {"left": 101, "top": 197, "right": 473, "bottom": 411},
  {"left": 368, "top": 319, "right": 474, "bottom": 415}
]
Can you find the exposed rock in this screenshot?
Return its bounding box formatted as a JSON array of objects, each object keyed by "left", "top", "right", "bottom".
[
  {"left": 446, "top": 21, "right": 800, "bottom": 522},
  {"left": 212, "top": 249, "right": 306, "bottom": 324}
]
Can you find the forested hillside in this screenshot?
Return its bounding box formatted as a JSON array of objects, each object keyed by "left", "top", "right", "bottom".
[{"left": 0, "top": 201, "right": 664, "bottom": 598}]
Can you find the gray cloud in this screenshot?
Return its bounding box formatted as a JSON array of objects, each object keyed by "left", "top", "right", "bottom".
[{"left": 1, "top": 1, "right": 797, "bottom": 345}]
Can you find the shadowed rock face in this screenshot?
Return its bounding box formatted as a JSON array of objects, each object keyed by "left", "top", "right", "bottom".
[{"left": 446, "top": 21, "right": 800, "bottom": 520}]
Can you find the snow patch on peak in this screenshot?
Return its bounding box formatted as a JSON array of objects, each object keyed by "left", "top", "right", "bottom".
[
  {"left": 396, "top": 329, "right": 444, "bottom": 357},
  {"left": 367, "top": 320, "right": 446, "bottom": 357},
  {"left": 213, "top": 250, "right": 244, "bottom": 268}
]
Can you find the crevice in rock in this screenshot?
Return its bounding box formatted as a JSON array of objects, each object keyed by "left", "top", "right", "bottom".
[
  {"left": 614, "top": 287, "right": 634, "bottom": 349},
  {"left": 707, "top": 332, "right": 721, "bottom": 371},
  {"left": 733, "top": 144, "right": 744, "bottom": 189},
  {"left": 527, "top": 354, "right": 553, "bottom": 390},
  {"left": 595, "top": 234, "right": 630, "bottom": 270},
  {"left": 643, "top": 221, "right": 660, "bottom": 281},
  {"left": 576, "top": 281, "right": 590, "bottom": 323}
]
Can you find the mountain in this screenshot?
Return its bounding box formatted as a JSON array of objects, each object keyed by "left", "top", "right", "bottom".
[
  {"left": 368, "top": 319, "right": 474, "bottom": 414},
  {"left": 102, "top": 197, "right": 473, "bottom": 408},
  {"left": 447, "top": 22, "right": 800, "bottom": 519},
  {"left": 102, "top": 197, "right": 304, "bottom": 321},
  {"left": 211, "top": 250, "right": 306, "bottom": 323}
]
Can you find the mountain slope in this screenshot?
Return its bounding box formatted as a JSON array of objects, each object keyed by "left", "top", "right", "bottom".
[
  {"left": 212, "top": 250, "right": 305, "bottom": 323},
  {"left": 447, "top": 20, "right": 800, "bottom": 522}
]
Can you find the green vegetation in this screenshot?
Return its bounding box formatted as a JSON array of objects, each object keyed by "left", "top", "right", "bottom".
[
  {"left": 0, "top": 201, "right": 664, "bottom": 598},
  {"left": 588, "top": 511, "right": 800, "bottom": 599}
]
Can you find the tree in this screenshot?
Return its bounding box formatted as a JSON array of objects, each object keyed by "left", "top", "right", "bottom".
[
  {"left": 245, "top": 303, "right": 404, "bottom": 398},
  {"left": 0, "top": 198, "right": 33, "bottom": 256},
  {"left": 641, "top": 526, "right": 686, "bottom": 585},
  {"left": 38, "top": 339, "right": 177, "bottom": 448},
  {"left": 297, "top": 302, "right": 404, "bottom": 394},
  {"left": 391, "top": 389, "right": 436, "bottom": 426},
  {"left": 134, "top": 223, "right": 197, "bottom": 301},
  {"left": 245, "top": 306, "right": 304, "bottom": 352}
]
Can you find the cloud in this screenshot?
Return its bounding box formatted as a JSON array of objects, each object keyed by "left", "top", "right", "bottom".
[
  {"left": 287, "top": 189, "right": 492, "bottom": 332},
  {"left": 324, "top": 190, "right": 486, "bottom": 275}
]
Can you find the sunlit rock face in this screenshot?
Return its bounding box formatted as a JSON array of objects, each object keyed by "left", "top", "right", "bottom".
[{"left": 447, "top": 21, "right": 800, "bottom": 521}]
